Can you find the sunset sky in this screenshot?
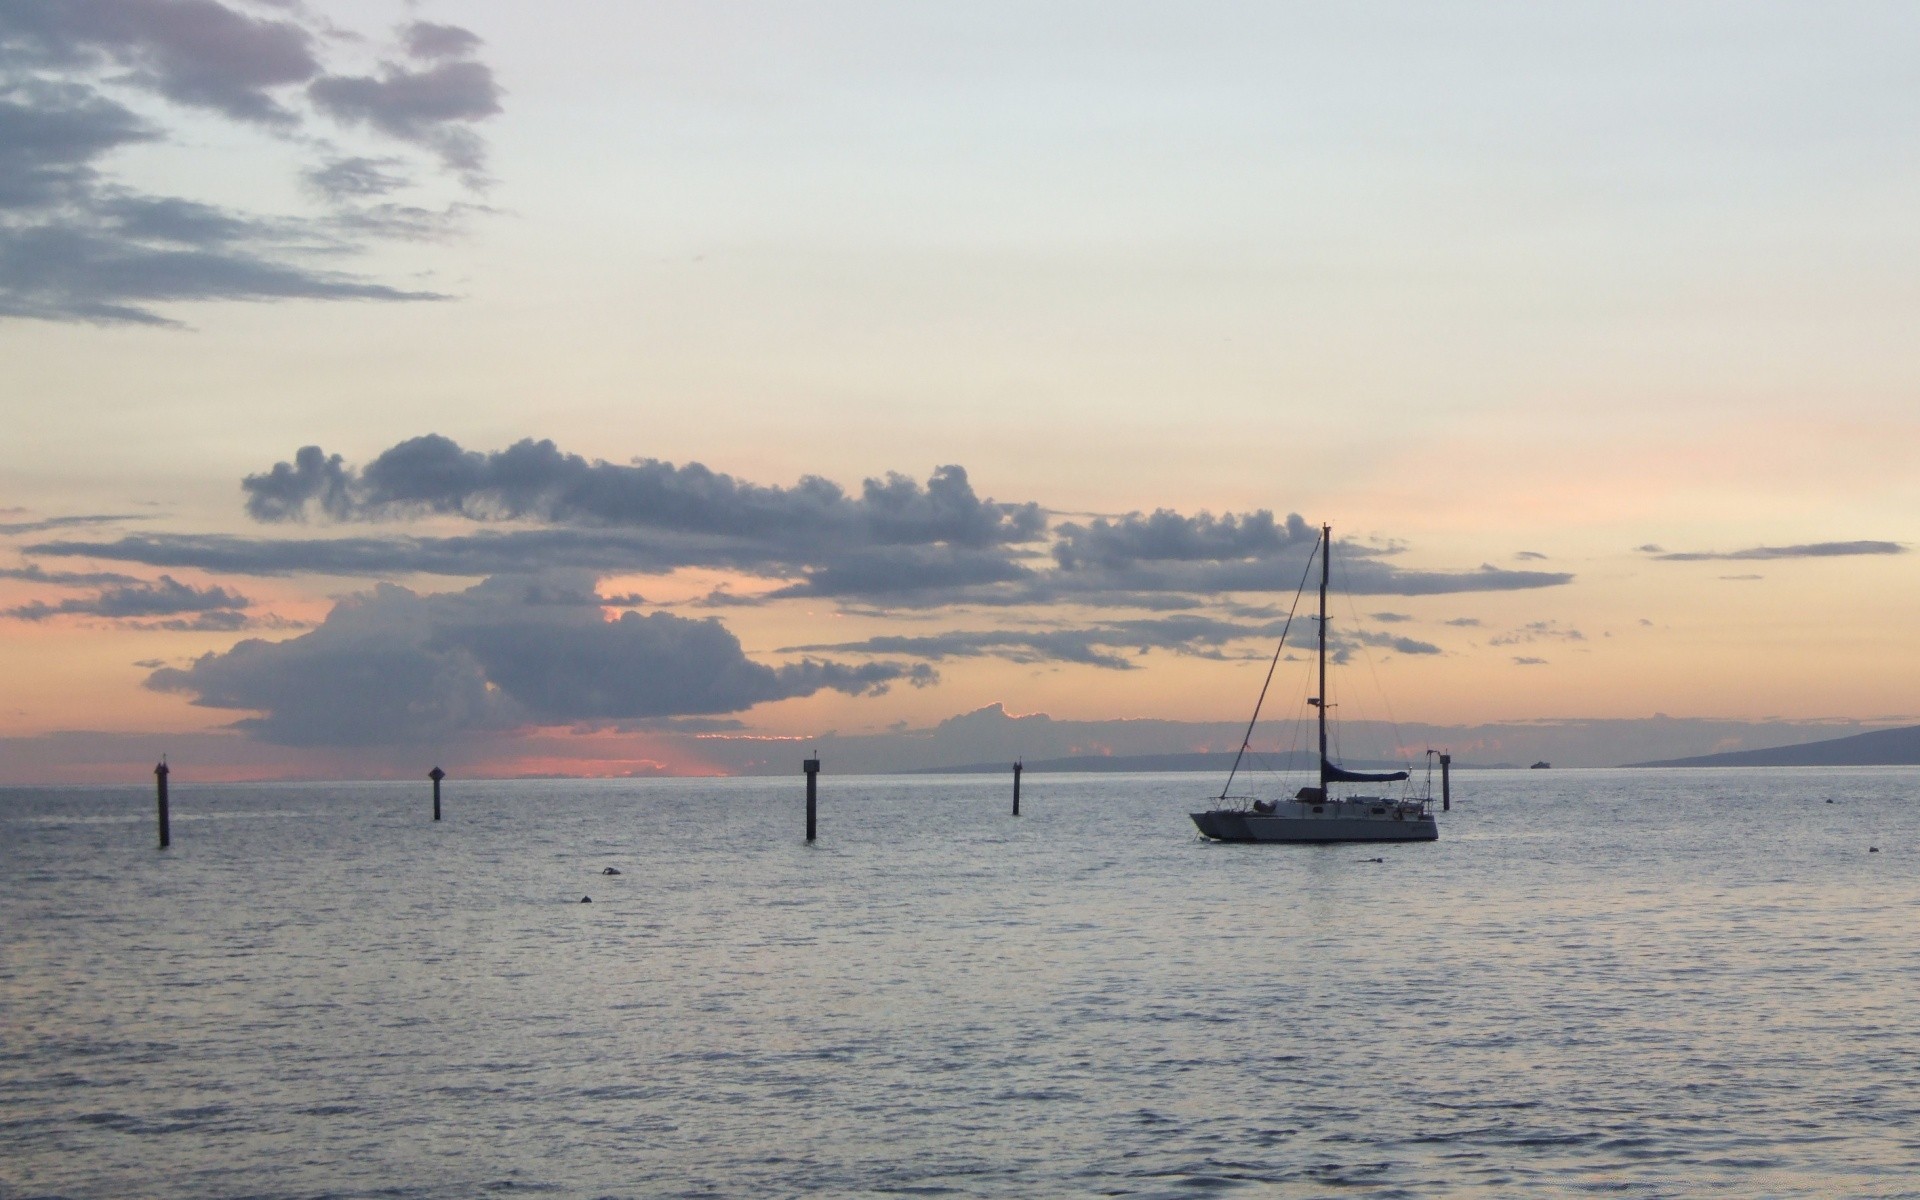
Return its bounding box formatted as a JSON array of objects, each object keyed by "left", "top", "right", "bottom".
[{"left": 3, "top": 1, "right": 1917, "bottom": 782}]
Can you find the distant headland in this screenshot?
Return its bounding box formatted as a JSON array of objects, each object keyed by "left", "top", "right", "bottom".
[{"left": 1627, "top": 724, "right": 1920, "bottom": 768}]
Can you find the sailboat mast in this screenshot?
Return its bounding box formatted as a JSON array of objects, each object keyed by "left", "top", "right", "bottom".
[{"left": 1318, "top": 523, "right": 1330, "bottom": 791}]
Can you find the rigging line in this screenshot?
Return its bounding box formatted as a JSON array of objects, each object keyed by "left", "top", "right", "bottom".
[
  {"left": 1335, "top": 544, "right": 1413, "bottom": 793},
  {"left": 1219, "top": 530, "right": 1323, "bottom": 802}
]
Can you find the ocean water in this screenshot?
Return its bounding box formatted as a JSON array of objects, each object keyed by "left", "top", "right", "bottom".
[{"left": 2, "top": 767, "right": 1917, "bottom": 1199}]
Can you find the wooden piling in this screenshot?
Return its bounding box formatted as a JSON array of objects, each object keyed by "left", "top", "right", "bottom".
[
  {"left": 429, "top": 766, "right": 445, "bottom": 821},
  {"left": 804, "top": 755, "right": 820, "bottom": 841},
  {"left": 154, "top": 759, "right": 170, "bottom": 849},
  {"left": 1012, "top": 760, "right": 1022, "bottom": 816},
  {"left": 1439, "top": 753, "right": 1452, "bottom": 812}
]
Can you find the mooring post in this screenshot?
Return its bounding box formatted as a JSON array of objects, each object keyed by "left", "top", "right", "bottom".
[
  {"left": 1439, "top": 752, "right": 1452, "bottom": 812},
  {"left": 1012, "top": 760, "right": 1022, "bottom": 816},
  {"left": 154, "top": 759, "right": 170, "bottom": 849},
  {"left": 804, "top": 755, "right": 820, "bottom": 842},
  {"left": 429, "top": 766, "right": 445, "bottom": 821}
]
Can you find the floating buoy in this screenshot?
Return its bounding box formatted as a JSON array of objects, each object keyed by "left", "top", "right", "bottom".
[
  {"left": 1869, "top": 847, "right": 1880, "bottom": 854},
  {"left": 1826, "top": 798, "right": 1835, "bottom": 804},
  {"left": 581, "top": 895, "right": 593, "bottom": 902},
  {"left": 601, "top": 867, "right": 622, "bottom": 875}
]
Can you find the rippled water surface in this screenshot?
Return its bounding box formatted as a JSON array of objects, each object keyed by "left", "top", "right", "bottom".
[{"left": 4, "top": 768, "right": 1919, "bottom": 1198}]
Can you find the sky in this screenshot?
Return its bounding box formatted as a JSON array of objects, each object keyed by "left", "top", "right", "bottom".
[{"left": 3, "top": 1, "right": 1918, "bottom": 782}]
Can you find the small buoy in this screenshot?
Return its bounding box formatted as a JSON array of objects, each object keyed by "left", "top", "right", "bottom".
[
  {"left": 581, "top": 895, "right": 593, "bottom": 902},
  {"left": 1826, "top": 798, "right": 1834, "bottom": 804},
  {"left": 1869, "top": 847, "right": 1879, "bottom": 854},
  {"left": 601, "top": 867, "right": 622, "bottom": 875}
]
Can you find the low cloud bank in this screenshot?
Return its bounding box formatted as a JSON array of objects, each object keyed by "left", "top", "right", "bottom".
[{"left": 144, "top": 574, "right": 932, "bottom": 745}]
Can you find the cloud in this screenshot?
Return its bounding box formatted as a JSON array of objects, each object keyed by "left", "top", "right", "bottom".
[
  {"left": 1052, "top": 509, "right": 1313, "bottom": 570},
  {"left": 43, "top": 439, "right": 1579, "bottom": 614},
  {"left": 144, "top": 575, "right": 934, "bottom": 745},
  {"left": 1444, "top": 617, "right": 1481, "bottom": 627},
  {"left": 789, "top": 613, "right": 1297, "bottom": 670},
  {"left": 1645, "top": 541, "right": 1905, "bottom": 562},
  {"left": 303, "top": 155, "right": 410, "bottom": 201},
  {"left": 0, "top": 78, "right": 155, "bottom": 208},
  {"left": 0, "top": 510, "right": 149, "bottom": 534},
  {"left": 240, "top": 445, "right": 355, "bottom": 521},
  {"left": 791, "top": 613, "right": 1437, "bottom": 670},
  {"left": 0, "top": 212, "right": 444, "bottom": 325},
  {"left": 308, "top": 43, "right": 500, "bottom": 179},
  {"left": 247, "top": 436, "right": 1048, "bottom": 548},
  {"left": 1370, "top": 611, "right": 1412, "bottom": 623},
  {"left": 1514, "top": 550, "right": 1548, "bottom": 561},
  {"left": 5, "top": 572, "right": 247, "bottom": 620},
  {"left": 1491, "top": 620, "right": 1585, "bottom": 646},
  {"left": 0, "top": 4, "right": 499, "bottom": 325},
  {"left": 1352, "top": 629, "right": 1441, "bottom": 656},
  {"left": 402, "top": 22, "right": 483, "bottom": 63},
  {"left": 1512, "top": 656, "right": 1548, "bottom": 666},
  {"left": 0, "top": 563, "right": 139, "bottom": 585},
  {"left": 0, "top": 0, "right": 321, "bottom": 126}
]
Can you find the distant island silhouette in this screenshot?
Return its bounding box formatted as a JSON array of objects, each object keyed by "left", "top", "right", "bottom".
[{"left": 1627, "top": 724, "right": 1920, "bottom": 768}]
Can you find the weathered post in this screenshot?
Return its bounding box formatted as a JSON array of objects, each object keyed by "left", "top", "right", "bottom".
[
  {"left": 804, "top": 755, "right": 820, "bottom": 842},
  {"left": 429, "top": 766, "right": 445, "bottom": 821},
  {"left": 154, "top": 759, "right": 170, "bottom": 849},
  {"left": 1439, "top": 752, "right": 1452, "bottom": 812},
  {"left": 1012, "top": 760, "right": 1022, "bottom": 816}
]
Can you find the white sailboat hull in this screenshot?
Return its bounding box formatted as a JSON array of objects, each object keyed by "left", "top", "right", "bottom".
[{"left": 1191, "top": 797, "right": 1438, "bottom": 843}]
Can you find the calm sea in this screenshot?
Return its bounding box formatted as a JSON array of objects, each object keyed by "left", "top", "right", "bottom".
[{"left": 2, "top": 767, "right": 1917, "bottom": 1198}]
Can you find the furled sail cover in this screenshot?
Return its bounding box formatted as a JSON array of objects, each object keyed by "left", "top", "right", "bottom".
[{"left": 1324, "top": 762, "right": 1410, "bottom": 783}]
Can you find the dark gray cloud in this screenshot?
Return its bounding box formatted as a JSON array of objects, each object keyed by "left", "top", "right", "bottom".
[
  {"left": 30, "top": 527, "right": 732, "bottom": 577},
  {"left": 764, "top": 545, "right": 1038, "bottom": 599},
  {"left": 145, "top": 575, "right": 933, "bottom": 745},
  {"left": 1491, "top": 621, "right": 1584, "bottom": 646},
  {"left": 0, "top": 563, "right": 139, "bottom": 585},
  {"left": 1513, "top": 656, "right": 1548, "bottom": 666},
  {"left": 1645, "top": 541, "right": 1905, "bottom": 562},
  {"left": 1444, "top": 617, "right": 1481, "bottom": 627},
  {"left": 789, "top": 613, "right": 1437, "bottom": 670},
  {"left": 0, "top": 79, "right": 154, "bottom": 208},
  {"left": 0, "top": 214, "right": 442, "bottom": 324},
  {"left": 1025, "top": 554, "right": 1571, "bottom": 604},
  {"left": 1351, "top": 629, "right": 1442, "bottom": 656},
  {"left": 328, "top": 199, "right": 489, "bottom": 242},
  {"left": 0, "top": 3, "right": 498, "bottom": 324},
  {"left": 36, "top": 521, "right": 1571, "bottom": 609},
  {"left": 241, "top": 445, "right": 355, "bottom": 522},
  {"left": 403, "top": 22, "right": 484, "bottom": 63},
  {"left": 0, "top": 510, "right": 148, "bottom": 534},
  {"left": 0, "top": 0, "right": 320, "bottom": 125},
  {"left": 1370, "top": 611, "right": 1412, "bottom": 623},
  {"left": 303, "top": 155, "right": 410, "bottom": 201},
  {"left": 1514, "top": 550, "right": 1548, "bottom": 561},
  {"left": 5, "top": 572, "right": 246, "bottom": 620},
  {"left": 309, "top": 55, "right": 499, "bottom": 178},
  {"left": 1053, "top": 508, "right": 1313, "bottom": 570},
  {"left": 787, "top": 629, "right": 1140, "bottom": 670},
  {"left": 43, "top": 438, "right": 1576, "bottom": 613},
  {"left": 248, "top": 436, "right": 1048, "bottom": 549}
]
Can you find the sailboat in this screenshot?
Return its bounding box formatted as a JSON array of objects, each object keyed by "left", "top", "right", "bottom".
[{"left": 1190, "top": 524, "right": 1442, "bottom": 843}]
